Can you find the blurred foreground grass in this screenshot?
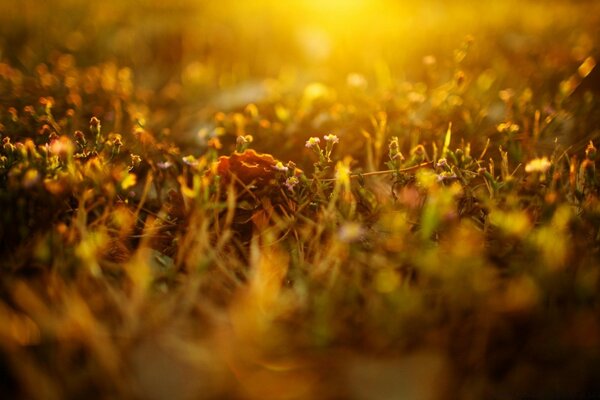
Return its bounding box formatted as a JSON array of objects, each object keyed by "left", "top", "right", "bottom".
[{"left": 1, "top": 0, "right": 600, "bottom": 399}]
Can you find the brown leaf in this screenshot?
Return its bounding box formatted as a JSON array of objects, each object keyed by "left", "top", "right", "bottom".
[{"left": 214, "top": 150, "right": 286, "bottom": 188}]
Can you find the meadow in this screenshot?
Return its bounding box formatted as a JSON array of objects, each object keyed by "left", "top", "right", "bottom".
[{"left": 1, "top": 0, "right": 600, "bottom": 399}]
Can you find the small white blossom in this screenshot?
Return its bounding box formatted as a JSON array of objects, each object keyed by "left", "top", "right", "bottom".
[
  {"left": 436, "top": 172, "right": 457, "bottom": 183},
  {"left": 182, "top": 155, "right": 199, "bottom": 167},
  {"left": 305, "top": 137, "right": 320, "bottom": 149},
  {"left": 285, "top": 176, "right": 299, "bottom": 192},
  {"left": 323, "top": 134, "right": 339, "bottom": 144},
  {"left": 525, "top": 157, "right": 551, "bottom": 173},
  {"left": 274, "top": 161, "right": 288, "bottom": 172},
  {"left": 157, "top": 161, "right": 173, "bottom": 169}
]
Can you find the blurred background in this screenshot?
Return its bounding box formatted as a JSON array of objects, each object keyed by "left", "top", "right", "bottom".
[{"left": 1, "top": 0, "right": 598, "bottom": 132}]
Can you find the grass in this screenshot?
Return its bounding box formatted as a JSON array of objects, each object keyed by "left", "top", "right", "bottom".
[{"left": 1, "top": 0, "right": 600, "bottom": 399}]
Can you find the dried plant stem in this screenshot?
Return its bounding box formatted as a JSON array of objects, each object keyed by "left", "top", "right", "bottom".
[{"left": 311, "top": 162, "right": 432, "bottom": 182}]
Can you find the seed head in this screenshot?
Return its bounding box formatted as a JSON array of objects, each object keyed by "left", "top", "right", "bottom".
[
  {"left": 585, "top": 141, "right": 597, "bottom": 161},
  {"left": 90, "top": 116, "right": 101, "bottom": 129}
]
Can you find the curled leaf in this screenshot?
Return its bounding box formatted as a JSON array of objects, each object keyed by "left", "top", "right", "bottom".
[{"left": 212, "top": 149, "right": 302, "bottom": 189}]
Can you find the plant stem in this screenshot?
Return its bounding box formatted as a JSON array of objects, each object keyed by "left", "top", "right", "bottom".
[{"left": 310, "top": 162, "right": 433, "bottom": 182}]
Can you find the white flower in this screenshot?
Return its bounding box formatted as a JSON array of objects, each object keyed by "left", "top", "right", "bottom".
[
  {"left": 157, "top": 161, "right": 173, "bottom": 169},
  {"left": 436, "top": 172, "right": 457, "bottom": 183},
  {"left": 323, "top": 134, "right": 339, "bottom": 144},
  {"left": 274, "top": 161, "right": 288, "bottom": 172},
  {"left": 182, "top": 155, "right": 198, "bottom": 167},
  {"left": 305, "top": 137, "right": 320, "bottom": 148},
  {"left": 285, "top": 176, "right": 299, "bottom": 191},
  {"left": 525, "top": 157, "right": 551, "bottom": 173}
]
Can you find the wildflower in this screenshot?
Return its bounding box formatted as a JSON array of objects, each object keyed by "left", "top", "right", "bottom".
[
  {"left": 74, "top": 130, "right": 85, "bottom": 142},
  {"left": 106, "top": 134, "right": 123, "bottom": 157},
  {"left": 156, "top": 161, "right": 173, "bottom": 169},
  {"left": 323, "top": 134, "right": 339, "bottom": 162},
  {"left": 324, "top": 134, "right": 339, "bottom": 144},
  {"left": 305, "top": 137, "right": 321, "bottom": 149},
  {"left": 286, "top": 161, "right": 297, "bottom": 175},
  {"left": 239, "top": 135, "right": 253, "bottom": 145},
  {"left": 182, "top": 155, "right": 198, "bottom": 167},
  {"left": 411, "top": 144, "right": 425, "bottom": 157},
  {"left": 73, "top": 130, "right": 87, "bottom": 151},
  {"left": 525, "top": 157, "right": 551, "bottom": 173},
  {"left": 405, "top": 144, "right": 426, "bottom": 166},
  {"left": 39, "top": 96, "right": 54, "bottom": 109},
  {"left": 112, "top": 135, "right": 123, "bottom": 148},
  {"left": 130, "top": 154, "right": 142, "bottom": 171},
  {"left": 274, "top": 161, "right": 288, "bottom": 172},
  {"left": 388, "top": 136, "right": 404, "bottom": 163},
  {"left": 89, "top": 116, "right": 101, "bottom": 129},
  {"left": 436, "top": 172, "right": 457, "bottom": 183},
  {"left": 90, "top": 116, "right": 102, "bottom": 145},
  {"left": 284, "top": 176, "right": 299, "bottom": 192},
  {"left": 3, "top": 137, "right": 14, "bottom": 152}
]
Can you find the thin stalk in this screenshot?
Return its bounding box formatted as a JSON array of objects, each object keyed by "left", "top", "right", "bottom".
[{"left": 309, "top": 162, "right": 433, "bottom": 182}]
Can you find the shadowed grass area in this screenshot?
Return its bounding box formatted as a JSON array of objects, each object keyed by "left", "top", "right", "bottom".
[{"left": 1, "top": 1, "right": 600, "bottom": 399}]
